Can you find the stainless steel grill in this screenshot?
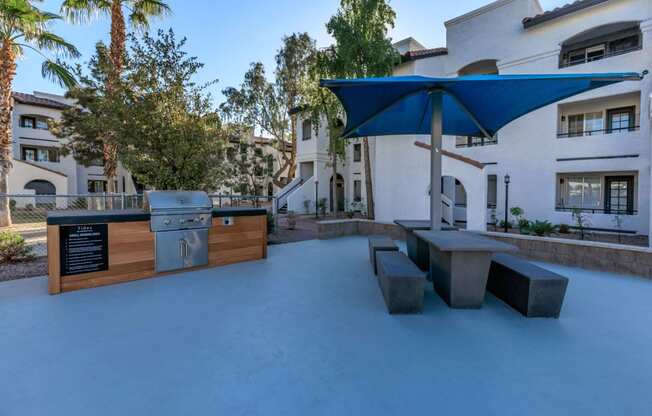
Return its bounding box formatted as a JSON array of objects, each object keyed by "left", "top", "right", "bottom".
[{"left": 145, "top": 191, "right": 213, "bottom": 273}]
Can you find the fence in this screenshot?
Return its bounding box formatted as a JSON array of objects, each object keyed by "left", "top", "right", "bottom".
[{"left": 1, "top": 193, "right": 275, "bottom": 258}]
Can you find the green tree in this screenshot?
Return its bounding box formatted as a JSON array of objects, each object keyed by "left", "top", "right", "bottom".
[
  {"left": 53, "top": 30, "right": 227, "bottom": 191},
  {"left": 275, "top": 33, "right": 317, "bottom": 183},
  {"left": 61, "top": 0, "right": 170, "bottom": 194},
  {"left": 0, "top": 0, "right": 79, "bottom": 226},
  {"left": 220, "top": 34, "right": 316, "bottom": 189},
  {"left": 304, "top": 46, "right": 346, "bottom": 215},
  {"left": 221, "top": 125, "right": 271, "bottom": 196},
  {"left": 324, "top": 0, "right": 400, "bottom": 219}
]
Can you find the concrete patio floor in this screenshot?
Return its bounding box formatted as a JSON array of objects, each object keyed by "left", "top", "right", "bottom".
[{"left": 1, "top": 236, "right": 651, "bottom": 415}]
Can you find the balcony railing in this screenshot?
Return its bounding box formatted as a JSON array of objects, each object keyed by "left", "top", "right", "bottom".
[
  {"left": 455, "top": 136, "right": 498, "bottom": 148},
  {"left": 555, "top": 206, "right": 637, "bottom": 215},
  {"left": 559, "top": 45, "right": 642, "bottom": 68},
  {"left": 557, "top": 125, "right": 640, "bottom": 138}
]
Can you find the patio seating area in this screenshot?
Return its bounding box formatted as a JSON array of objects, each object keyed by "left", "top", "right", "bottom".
[{"left": 1, "top": 236, "right": 651, "bottom": 415}]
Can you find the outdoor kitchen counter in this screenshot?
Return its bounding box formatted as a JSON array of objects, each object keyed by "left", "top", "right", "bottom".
[
  {"left": 46, "top": 207, "right": 268, "bottom": 294},
  {"left": 46, "top": 207, "right": 267, "bottom": 225}
]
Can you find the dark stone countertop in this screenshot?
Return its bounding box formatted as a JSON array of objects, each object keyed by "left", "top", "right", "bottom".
[
  {"left": 394, "top": 220, "right": 457, "bottom": 231},
  {"left": 413, "top": 230, "right": 517, "bottom": 252},
  {"left": 47, "top": 207, "right": 268, "bottom": 225}
]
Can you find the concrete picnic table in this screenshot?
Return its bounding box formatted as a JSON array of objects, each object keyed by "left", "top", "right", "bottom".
[
  {"left": 413, "top": 230, "right": 517, "bottom": 309},
  {"left": 394, "top": 220, "right": 456, "bottom": 272}
]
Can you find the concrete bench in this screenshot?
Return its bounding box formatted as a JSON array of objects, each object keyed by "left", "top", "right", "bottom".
[
  {"left": 375, "top": 251, "right": 426, "bottom": 314},
  {"left": 487, "top": 253, "right": 569, "bottom": 318},
  {"left": 368, "top": 236, "right": 399, "bottom": 275}
]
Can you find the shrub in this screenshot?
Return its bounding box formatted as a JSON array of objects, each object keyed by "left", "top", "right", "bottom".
[
  {"left": 266, "top": 212, "right": 274, "bottom": 235},
  {"left": 498, "top": 220, "right": 512, "bottom": 230},
  {"left": 0, "top": 231, "right": 34, "bottom": 264},
  {"left": 526, "top": 220, "right": 555, "bottom": 237},
  {"left": 517, "top": 218, "right": 530, "bottom": 231},
  {"left": 558, "top": 223, "right": 570, "bottom": 234}
]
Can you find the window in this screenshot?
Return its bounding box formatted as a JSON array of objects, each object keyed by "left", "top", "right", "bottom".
[
  {"left": 560, "top": 25, "right": 642, "bottom": 68},
  {"left": 302, "top": 120, "right": 312, "bottom": 141},
  {"left": 20, "top": 116, "right": 35, "bottom": 128},
  {"left": 455, "top": 135, "right": 497, "bottom": 148},
  {"left": 607, "top": 106, "right": 635, "bottom": 133},
  {"left": 87, "top": 180, "right": 118, "bottom": 193},
  {"left": 353, "top": 143, "right": 361, "bottom": 162},
  {"left": 88, "top": 180, "right": 107, "bottom": 193},
  {"left": 36, "top": 118, "right": 49, "bottom": 130},
  {"left": 567, "top": 114, "right": 584, "bottom": 137},
  {"left": 19, "top": 115, "right": 49, "bottom": 130},
  {"left": 23, "top": 148, "right": 36, "bottom": 161},
  {"left": 605, "top": 176, "right": 634, "bottom": 214},
  {"left": 487, "top": 175, "right": 497, "bottom": 209},
  {"left": 558, "top": 175, "right": 602, "bottom": 210},
  {"left": 353, "top": 180, "right": 362, "bottom": 202},
  {"left": 21, "top": 146, "right": 58, "bottom": 163}
]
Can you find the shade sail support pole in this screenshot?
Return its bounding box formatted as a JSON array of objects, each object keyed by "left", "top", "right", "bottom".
[{"left": 430, "top": 91, "right": 443, "bottom": 231}]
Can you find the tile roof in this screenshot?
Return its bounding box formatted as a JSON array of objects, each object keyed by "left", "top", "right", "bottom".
[
  {"left": 12, "top": 92, "right": 69, "bottom": 110},
  {"left": 523, "top": 0, "right": 610, "bottom": 29},
  {"left": 401, "top": 48, "right": 448, "bottom": 63}
]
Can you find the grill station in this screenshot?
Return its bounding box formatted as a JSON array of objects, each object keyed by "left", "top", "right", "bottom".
[
  {"left": 46, "top": 190, "right": 267, "bottom": 294},
  {"left": 145, "top": 191, "right": 213, "bottom": 273}
]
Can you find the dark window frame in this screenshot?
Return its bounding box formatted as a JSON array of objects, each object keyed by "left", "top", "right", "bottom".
[
  {"left": 353, "top": 143, "right": 361, "bottom": 162},
  {"left": 301, "top": 120, "right": 312, "bottom": 141},
  {"left": 559, "top": 26, "right": 642, "bottom": 68},
  {"left": 604, "top": 176, "right": 634, "bottom": 215},
  {"left": 606, "top": 106, "right": 636, "bottom": 134}
]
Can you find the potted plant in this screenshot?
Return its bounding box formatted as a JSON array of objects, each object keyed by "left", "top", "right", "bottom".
[{"left": 286, "top": 211, "right": 297, "bottom": 230}]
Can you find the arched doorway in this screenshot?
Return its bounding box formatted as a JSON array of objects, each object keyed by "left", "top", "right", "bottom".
[
  {"left": 330, "top": 174, "right": 345, "bottom": 213},
  {"left": 24, "top": 179, "right": 56, "bottom": 207}
]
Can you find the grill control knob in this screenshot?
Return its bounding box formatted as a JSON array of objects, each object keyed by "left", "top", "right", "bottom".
[
  {"left": 179, "top": 219, "right": 186, "bottom": 224},
  {"left": 163, "top": 219, "right": 171, "bottom": 225}
]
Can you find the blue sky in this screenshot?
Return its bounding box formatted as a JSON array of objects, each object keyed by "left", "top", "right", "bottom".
[{"left": 14, "top": 0, "right": 570, "bottom": 104}]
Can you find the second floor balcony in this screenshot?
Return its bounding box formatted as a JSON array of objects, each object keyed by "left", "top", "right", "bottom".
[{"left": 557, "top": 91, "right": 641, "bottom": 139}]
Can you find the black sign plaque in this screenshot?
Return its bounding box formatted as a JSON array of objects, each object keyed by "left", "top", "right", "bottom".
[{"left": 60, "top": 224, "right": 109, "bottom": 276}]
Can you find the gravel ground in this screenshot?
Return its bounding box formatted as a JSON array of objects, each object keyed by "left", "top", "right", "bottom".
[{"left": 0, "top": 257, "right": 47, "bottom": 282}]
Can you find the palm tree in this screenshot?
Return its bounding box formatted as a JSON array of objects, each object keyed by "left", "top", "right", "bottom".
[
  {"left": 61, "top": 0, "right": 170, "bottom": 194},
  {"left": 0, "top": 0, "right": 80, "bottom": 226}
]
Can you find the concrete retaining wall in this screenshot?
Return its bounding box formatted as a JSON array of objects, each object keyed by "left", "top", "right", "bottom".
[
  {"left": 479, "top": 231, "right": 652, "bottom": 279},
  {"left": 317, "top": 219, "right": 406, "bottom": 240},
  {"left": 317, "top": 219, "right": 652, "bottom": 279}
]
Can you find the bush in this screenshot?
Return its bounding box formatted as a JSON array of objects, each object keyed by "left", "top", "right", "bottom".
[
  {"left": 266, "top": 212, "right": 274, "bottom": 235},
  {"left": 526, "top": 220, "right": 555, "bottom": 237},
  {"left": 498, "top": 220, "right": 512, "bottom": 230},
  {"left": 558, "top": 223, "right": 570, "bottom": 234},
  {"left": 517, "top": 218, "right": 530, "bottom": 231},
  {"left": 0, "top": 231, "right": 34, "bottom": 263}
]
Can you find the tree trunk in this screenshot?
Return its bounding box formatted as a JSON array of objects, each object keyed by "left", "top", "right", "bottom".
[
  {"left": 288, "top": 114, "right": 297, "bottom": 181},
  {"left": 0, "top": 40, "right": 17, "bottom": 227},
  {"left": 104, "top": 0, "right": 126, "bottom": 207},
  {"left": 362, "top": 137, "right": 374, "bottom": 219}
]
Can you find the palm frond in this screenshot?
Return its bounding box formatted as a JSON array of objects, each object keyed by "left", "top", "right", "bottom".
[
  {"left": 41, "top": 60, "right": 77, "bottom": 89},
  {"left": 129, "top": 0, "right": 170, "bottom": 29},
  {"left": 60, "top": 0, "right": 111, "bottom": 24},
  {"left": 33, "top": 31, "right": 81, "bottom": 58}
]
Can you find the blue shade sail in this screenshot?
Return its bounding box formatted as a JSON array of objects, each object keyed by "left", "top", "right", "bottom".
[{"left": 319, "top": 73, "right": 642, "bottom": 139}]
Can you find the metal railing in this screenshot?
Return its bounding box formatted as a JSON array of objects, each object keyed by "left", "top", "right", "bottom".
[
  {"left": 0, "top": 193, "right": 274, "bottom": 226},
  {"left": 559, "top": 45, "right": 642, "bottom": 68},
  {"left": 557, "top": 125, "right": 640, "bottom": 138},
  {"left": 555, "top": 206, "right": 637, "bottom": 215}
]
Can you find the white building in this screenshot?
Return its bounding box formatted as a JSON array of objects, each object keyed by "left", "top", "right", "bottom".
[
  {"left": 9, "top": 91, "right": 137, "bottom": 203},
  {"left": 282, "top": 0, "right": 652, "bottom": 240}
]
